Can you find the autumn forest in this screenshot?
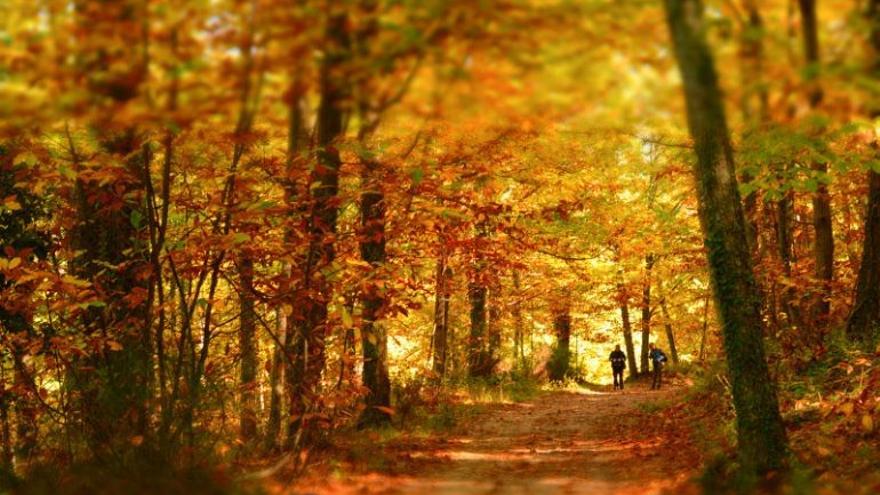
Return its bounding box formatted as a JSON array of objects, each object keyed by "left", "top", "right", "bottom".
[{"left": 1, "top": 0, "right": 880, "bottom": 494}]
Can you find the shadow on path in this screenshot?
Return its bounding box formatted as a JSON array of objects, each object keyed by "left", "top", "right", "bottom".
[{"left": 289, "top": 384, "right": 701, "bottom": 495}]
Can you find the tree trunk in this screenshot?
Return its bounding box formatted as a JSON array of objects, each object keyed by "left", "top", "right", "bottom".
[
  {"left": 512, "top": 271, "right": 525, "bottom": 366},
  {"left": 287, "top": 12, "right": 350, "bottom": 444},
  {"left": 467, "top": 280, "right": 490, "bottom": 377},
  {"left": 548, "top": 305, "right": 571, "bottom": 382},
  {"left": 739, "top": 0, "right": 768, "bottom": 248},
  {"left": 798, "top": 0, "right": 834, "bottom": 327},
  {"left": 264, "top": 307, "right": 285, "bottom": 453},
  {"left": 431, "top": 250, "right": 452, "bottom": 379},
  {"left": 238, "top": 254, "right": 258, "bottom": 442},
  {"left": 617, "top": 283, "right": 639, "bottom": 378},
  {"left": 847, "top": 169, "right": 880, "bottom": 343},
  {"left": 699, "top": 291, "right": 710, "bottom": 362},
  {"left": 358, "top": 160, "right": 391, "bottom": 428},
  {"left": 663, "top": 0, "right": 788, "bottom": 476},
  {"left": 487, "top": 287, "right": 502, "bottom": 367},
  {"left": 0, "top": 366, "right": 10, "bottom": 472},
  {"left": 69, "top": 0, "right": 152, "bottom": 453},
  {"left": 660, "top": 296, "right": 680, "bottom": 365},
  {"left": 639, "top": 255, "right": 654, "bottom": 374},
  {"left": 847, "top": 0, "right": 880, "bottom": 344}
]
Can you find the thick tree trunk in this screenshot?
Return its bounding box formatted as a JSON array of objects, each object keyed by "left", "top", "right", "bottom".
[
  {"left": 548, "top": 306, "right": 572, "bottom": 382},
  {"left": 238, "top": 254, "right": 258, "bottom": 442},
  {"left": 287, "top": 12, "right": 350, "bottom": 443},
  {"left": 467, "top": 223, "right": 493, "bottom": 378},
  {"left": 847, "top": 0, "right": 880, "bottom": 344},
  {"left": 639, "top": 255, "right": 654, "bottom": 374},
  {"left": 663, "top": 0, "right": 788, "bottom": 476},
  {"left": 358, "top": 160, "right": 391, "bottom": 428},
  {"left": 467, "top": 280, "right": 491, "bottom": 377},
  {"left": 847, "top": 170, "right": 880, "bottom": 343}
]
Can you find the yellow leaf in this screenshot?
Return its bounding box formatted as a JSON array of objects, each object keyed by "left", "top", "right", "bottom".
[
  {"left": 8, "top": 258, "right": 21, "bottom": 269},
  {"left": 816, "top": 446, "right": 832, "bottom": 457},
  {"left": 841, "top": 402, "right": 855, "bottom": 417},
  {"left": 282, "top": 304, "right": 293, "bottom": 316},
  {"left": 862, "top": 414, "right": 874, "bottom": 433}
]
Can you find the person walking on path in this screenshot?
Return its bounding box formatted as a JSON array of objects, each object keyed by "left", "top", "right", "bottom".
[
  {"left": 609, "top": 345, "right": 627, "bottom": 390},
  {"left": 648, "top": 343, "right": 668, "bottom": 390}
]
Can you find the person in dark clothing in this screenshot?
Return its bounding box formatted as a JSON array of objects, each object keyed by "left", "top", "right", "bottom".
[
  {"left": 648, "top": 343, "right": 668, "bottom": 390},
  {"left": 609, "top": 345, "right": 627, "bottom": 390}
]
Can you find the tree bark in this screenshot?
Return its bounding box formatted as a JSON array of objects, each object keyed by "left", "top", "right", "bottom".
[
  {"left": 238, "top": 254, "right": 258, "bottom": 442},
  {"left": 264, "top": 307, "right": 285, "bottom": 453},
  {"left": 69, "top": 0, "right": 152, "bottom": 453},
  {"left": 287, "top": 11, "right": 350, "bottom": 444},
  {"left": 639, "top": 254, "right": 654, "bottom": 374},
  {"left": 617, "top": 283, "right": 639, "bottom": 378},
  {"left": 358, "top": 159, "right": 391, "bottom": 428},
  {"left": 846, "top": 0, "right": 880, "bottom": 344},
  {"left": 663, "top": 0, "right": 788, "bottom": 476},
  {"left": 431, "top": 250, "right": 452, "bottom": 379},
  {"left": 798, "top": 0, "right": 834, "bottom": 327},
  {"left": 467, "top": 280, "right": 491, "bottom": 377},
  {"left": 846, "top": 169, "right": 880, "bottom": 343},
  {"left": 660, "top": 296, "right": 680, "bottom": 365},
  {"left": 548, "top": 305, "right": 572, "bottom": 382},
  {"left": 512, "top": 271, "right": 525, "bottom": 366},
  {"left": 738, "top": 0, "right": 768, "bottom": 248}
]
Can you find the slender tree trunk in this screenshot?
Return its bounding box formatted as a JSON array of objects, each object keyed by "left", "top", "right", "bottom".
[
  {"left": 660, "top": 296, "right": 680, "bottom": 365},
  {"left": 287, "top": 12, "right": 350, "bottom": 444},
  {"left": 798, "top": 0, "right": 834, "bottom": 327},
  {"left": 487, "top": 286, "right": 502, "bottom": 367},
  {"left": 617, "top": 283, "right": 639, "bottom": 378},
  {"left": 739, "top": 0, "right": 768, "bottom": 250},
  {"left": 699, "top": 290, "right": 710, "bottom": 362},
  {"left": 431, "top": 251, "right": 451, "bottom": 379},
  {"left": 0, "top": 365, "right": 10, "bottom": 472},
  {"left": 238, "top": 254, "right": 258, "bottom": 442},
  {"left": 663, "top": 0, "right": 788, "bottom": 476},
  {"left": 639, "top": 255, "right": 654, "bottom": 374},
  {"left": 264, "top": 307, "right": 285, "bottom": 452},
  {"left": 512, "top": 271, "right": 525, "bottom": 366}
]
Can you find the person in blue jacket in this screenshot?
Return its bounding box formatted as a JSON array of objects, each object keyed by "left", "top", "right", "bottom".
[{"left": 648, "top": 343, "right": 668, "bottom": 390}]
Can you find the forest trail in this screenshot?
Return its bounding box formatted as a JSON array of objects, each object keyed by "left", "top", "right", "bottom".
[{"left": 288, "top": 384, "right": 702, "bottom": 495}]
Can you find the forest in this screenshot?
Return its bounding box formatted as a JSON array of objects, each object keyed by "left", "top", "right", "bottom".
[{"left": 1, "top": 0, "right": 879, "bottom": 494}]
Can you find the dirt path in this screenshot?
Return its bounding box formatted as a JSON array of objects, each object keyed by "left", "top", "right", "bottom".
[{"left": 288, "top": 384, "right": 701, "bottom": 495}]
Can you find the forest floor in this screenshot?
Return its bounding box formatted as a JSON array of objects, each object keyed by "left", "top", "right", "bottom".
[{"left": 279, "top": 382, "right": 703, "bottom": 495}]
